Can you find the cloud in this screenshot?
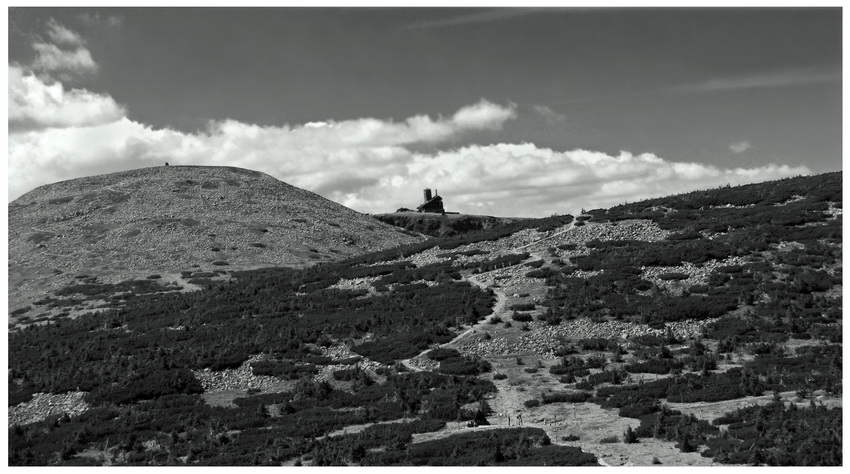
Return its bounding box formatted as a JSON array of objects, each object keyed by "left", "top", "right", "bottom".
[
  {"left": 46, "top": 18, "right": 85, "bottom": 46},
  {"left": 451, "top": 100, "right": 517, "bottom": 130},
  {"left": 6, "top": 21, "right": 809, "bottom": 217},
  {"left": 9, "top": 96, "right": 810, "bottom": 218},
  {"left": 9, "top": 66, "right": 125, "bottom": 132},
  {"left": 24, "top": 19, "right": 99, "bottom": 81},
  {"left": 533, "top": 105, "right": 566, "bottom": 124},
  {"left": 729, "top": 141, "right": 752, "bottom": 154},
  {"left": 31, "top": 42, "right": 98, "bottom": 76},
  {"left": 341, "top": 144, "right": 808, "bottom": 217},
  {"left": 8, "top": 99, "right": 517, "bottom": 201},
  {"left": 78, "top": 12, "right": 124, "bottom": 29},
  {"left": 678, "top": 69, "right": 841, "bottom": 93}
]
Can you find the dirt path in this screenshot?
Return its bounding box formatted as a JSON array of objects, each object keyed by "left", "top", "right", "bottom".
[
  {"left": 665, "top": 390, "right": 842, "bottom": 423},
  {"left": 322, "top": 418, "right": 414, "bottom": 439},
  {"left": 398, "top": 275, "right": 508, "bottom": 371}
]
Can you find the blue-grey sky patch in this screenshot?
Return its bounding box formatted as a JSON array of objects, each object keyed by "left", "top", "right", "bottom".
[{"left": 403, "top": 7, "right": 553, "bottom": 30}]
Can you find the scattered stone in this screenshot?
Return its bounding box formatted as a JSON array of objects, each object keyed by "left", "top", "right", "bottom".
[{"left": 9, "top": 391, "right": 89, "bottom": 426}]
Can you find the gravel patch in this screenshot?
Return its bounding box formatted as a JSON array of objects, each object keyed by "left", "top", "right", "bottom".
[{"left": 9, "top": 391, "right": 89, "bottom": 426}]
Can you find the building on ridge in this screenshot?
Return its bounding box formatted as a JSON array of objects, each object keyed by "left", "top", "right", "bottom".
[{"left": 417, "top": 188, "right": 445, "bottom": 214}]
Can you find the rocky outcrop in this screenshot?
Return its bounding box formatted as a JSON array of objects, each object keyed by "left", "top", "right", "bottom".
[
  {"left": 9, "top": 391, "right": 88, "bottom": 426},
  {"left": 459, "top": 318, "right": 717, "bottom": 358}
]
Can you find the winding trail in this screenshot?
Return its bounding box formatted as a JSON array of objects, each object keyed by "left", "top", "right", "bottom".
[
  {"left": 397, "top": 221, "right": 574, "bottom": 371},
  {"left": 398, "top": 274, "right": 508, "bottom": 372},
  {"left": 512, "top": 220, "right": 576, "bottom": 252}
]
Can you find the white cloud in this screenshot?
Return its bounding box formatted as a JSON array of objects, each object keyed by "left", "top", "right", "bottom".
[
  {"left": 729, "top": 141, "right": 752, "bottom": 154},
  {"left": 9, "top": 66, "right": 125, "bottom": 132},
  {"left": 451, "top": 99, "right": 517, "bottom": 130},
  {"left": 31, "top": 42, "right": 98, "bottom": 76},
  {"left": 6, "top": 40, "right": 808, "bottom": 217},
  {"left": 533, "top": 104, "right": 566, "bottom": 124},
  {"left": 9, "top": 98, "right": 811, "bottom": 218},
  {"left": 46, "top": 18, "right": 85, "bottom": 46},
  {"left": 339, "top": 144, "right": 809, "bottom": 217},
  {"left": 8, "top": 100, "right": 518, "bottom": 201}
]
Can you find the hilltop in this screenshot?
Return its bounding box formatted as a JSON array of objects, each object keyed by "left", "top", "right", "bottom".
[{"left": 8, "top": 166, "right": 423, "bottom": 319}]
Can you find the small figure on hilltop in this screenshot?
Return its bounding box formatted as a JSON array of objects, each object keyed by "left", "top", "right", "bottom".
[{"left": 165, "top": 162, "right": 169, "bottom": 166}]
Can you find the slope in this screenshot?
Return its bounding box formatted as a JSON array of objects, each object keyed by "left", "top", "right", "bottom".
[{"left": 8, "top": 165, "right": 424, "bottom": 318}]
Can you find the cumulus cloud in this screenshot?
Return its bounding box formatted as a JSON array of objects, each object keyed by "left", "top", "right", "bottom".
[
  {"left": 451, "top": 100, "right": 517, "bottom": 130},
  {"left": 729, "top": 140, "right": 752, "bottom": 154},
  {"left": 338, "top": 144, "right": 809, "bottom": 217},
  {"left": 24, "top": 19, "right": 98, "bottom": 82},
  {"left": 8, "top": 100, "right": 518, "bottom": 200},
  {"left": 9, "top": 96, "right": 810, "bottom": 217},
  {"left": 31, "top": 42, "right": 98, "bottom": 76},
  {"left": 533, "top": 104, "right": 566, "bottom": 124},
  {"left": 9, "top": 66, "right": 125, "bottom": 132},
  {"left": 6, "top": 21, "right": 808, "bottom": 216},
  {"left": 46, "top": 18, "right": 85, "bottom": 46}
]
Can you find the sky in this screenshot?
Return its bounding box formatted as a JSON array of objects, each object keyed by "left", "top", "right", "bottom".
[{"left": 7, "top": 5, "right": 843, "bottom": 217}]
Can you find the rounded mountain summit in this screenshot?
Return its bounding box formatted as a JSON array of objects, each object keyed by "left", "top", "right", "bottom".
[{"left": 9, "top": 166, "right": 424, "bottom": 310}]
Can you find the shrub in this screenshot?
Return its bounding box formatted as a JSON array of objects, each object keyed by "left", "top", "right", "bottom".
[
  {"left": 624, "top": 426, "right": 639, "bottom": 444},
  {"left": 658, "top": 272, "right": 690, "bottom": 281},
  {"left": 600, "top": 436, "right": 620, "bottom": 443},
  {"left": 524, "top": 399, "right": 541, "bottom": 408},
  {"left": 631, "top": 334, "right": 665, "bottom": 346},
  {"left": 562, "top": 434, "right": 580, "bottom": 441},
  {"left": 426, "top": 347, "right": 461, "bottom": 361},
  {"left": 509, "top": 303, "right": 536, "bottom": 312},
  {"left": 512, "top": 312, "right": 533, "bottom": 322},
  {"left": 493, "top": 373, "right": 507, "bottom": 380},
  {"left": 717, "top": 265, "right": 743, "bottom": 273},
  {"left": 541, "top": 391, "right": 591, "bottom": 404}
]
